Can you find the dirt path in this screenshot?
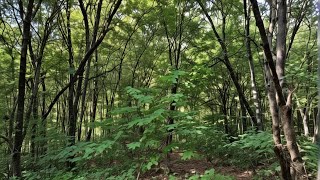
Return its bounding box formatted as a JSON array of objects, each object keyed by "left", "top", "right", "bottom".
[{"left": 141, "top": 152, "right": 253, "bottom": 179}]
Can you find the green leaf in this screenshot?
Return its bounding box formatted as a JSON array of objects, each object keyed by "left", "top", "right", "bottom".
[
  {"left": 181, "top": 150, "right": 195, "bottom": 160},
  {"left": 83, "top": 147, "right": 95, "bottom": 159},
  {"left": 127, "top": 142, "right": 141, "bottom": 150},
  {"left": 145, "top": 156, "right": 159, "bottom": 170}
]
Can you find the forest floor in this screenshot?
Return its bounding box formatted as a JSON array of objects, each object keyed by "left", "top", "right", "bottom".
[{"left": 141, "top": 152, "right": 254, "bottom": 180}]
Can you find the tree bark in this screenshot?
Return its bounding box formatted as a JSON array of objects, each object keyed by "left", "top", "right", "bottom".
[
  {"left": 66, "top": 0, "right": 76, "bottom": 169},
  {"left": 244, "top": 0, "right": 263, "bottom": 130},
  {"left": 86, "top": 51, "right": 99, "bottom": 142},
  {"left": 299, "top": 108, "right": 310, "bottom": 137},
  {"left": 12, "top": 0, "right": 34, "bottom": 177},
  {"left": 276, "top": 0, "right": 287, "bottom": 89},
  {"left": 250, "top": 0, "right": 308, "bottom": 178}
]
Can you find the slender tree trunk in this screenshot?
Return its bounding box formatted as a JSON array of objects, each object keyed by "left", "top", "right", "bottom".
[
  {"left": 159, "top": 1, "right": 184, "bottom": 149},
  {"left": 12, "top": 0, "right": 34, "bottom": 177},
  {"left": 299, "top": 108, "right": 310, "bottom": 136},
  {"left": 166, "top": 83, "right": 177, "bottom": 146},
  {"left": 39, "top": 76, "right": 47, "bottom": 155},
  {"left": 244, "top": 0, "right": 263, "bottom": 130},
  {"left": 276, "top": 1, "right": 306, "bottom": 177},
  {"left": 239, "top": 97, "right": 247, "bottom": 133},
  {"left": 222, "top": 104, "right": 229, "bottom": 134},
  {"left": 297, "top": 110, "right": 302, "bottom": 135},
  {"left": 78, "top": 62, "right": 90, "bottom": 141},
  {"left": 66, "top": 0, "right": 76, "bottom": 169},
  {"left": 196, "top": 0, "right": 258, "bottom": 128},
  {"left": 316, "top": 1, "right": 320, "bottom": 178},
  {"left": 86, "top": 51, "right": 99, "bottom": 141}
]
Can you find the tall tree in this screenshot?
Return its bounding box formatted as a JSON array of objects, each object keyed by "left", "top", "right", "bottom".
[
  {"left": 12, "top": 0, "right": 35, "bottom": 177},
  {"left": 250, "top": 0, "right": 308, "bottom": 178},
  {"left": 196, "top": 0, "right": 259, "bottom": 130},
  {"left": 243, "top": 0, "right": 263, "bottom": 130}
]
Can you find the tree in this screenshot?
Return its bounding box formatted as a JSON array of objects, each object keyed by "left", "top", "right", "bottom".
[
  {"left": 0, "top": 0, "right": 317, "bottom": 179},
  {"left": 196, "top": 0, "right": 259, "bottom": 130},
  {"left": 250, "top": 0, "right": 308, "bottom": 178},
  {"left": 12, "top": 0, "right": 35, "bottom": 176}
]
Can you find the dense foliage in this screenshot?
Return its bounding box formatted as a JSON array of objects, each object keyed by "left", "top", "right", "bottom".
[{"left": 0, "top": 0, "right": 319, "bottom": 179}]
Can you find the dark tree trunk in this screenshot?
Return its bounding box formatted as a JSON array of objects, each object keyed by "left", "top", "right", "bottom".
[
  {"left": 166, "top": 82, "right": 177, "bottom": 146},
  {"left": 66, "top": 0, "right": 76, "bottom": 169},
  {"left": 86, "top": 51, "right": 99, "bottom": 142},
  {"left": 12, "top": 0, "right": 35, "bottom": 177},
  {"left": 239, "top": 97, "right": 247, "bottom": 133},
  {"left": 196, "top": 0, "right": 258, "bottom": 129}
]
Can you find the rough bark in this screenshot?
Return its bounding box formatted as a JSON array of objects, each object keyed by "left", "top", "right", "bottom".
[
  {"left": 276, "top": 0, "right": 287, "bottom": 89},
  {"left": 250, "top": 0, "right": 308, "bottom": 178},
  {"left": 265, "top": 0, "right": 282, "bottom": 146}
]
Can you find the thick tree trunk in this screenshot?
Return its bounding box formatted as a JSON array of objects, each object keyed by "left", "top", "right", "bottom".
[
  {"left": 12, "top": 0, "right": 34, "bottom": 177},
  {"left": 265, "top": 0, "right": 282, "bottom": 146},
  {"left": 250, "top": 0, "right": 308, "bottom": 178},
  {"left": 276, "top": 0, "right": 287, "bottom": 89}
]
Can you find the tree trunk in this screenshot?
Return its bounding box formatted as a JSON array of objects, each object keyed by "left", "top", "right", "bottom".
[
  {"left": 276, "top": 0, "right": 287, "bottom": 89},
  {"left": 66, "top": 0, "right": 76, "bottom": 169},
  {"left": 239, "top": 97, "right": 247, "bottom": 133},
  {"left": 78, "top": 61, "right": 90, "bottom": 141},
  {"left": 166, "top": 83, "right": 177, "bottom": 146},
  {"left": 299, "top": 108, "right": 310, "bottom": 137},
  {"left": 86, "top": 51, "right": 99, "bottom": 142},
  {"left": 196, "top": 0, "right": 258, "bottom": 129},
  {"left": 244, "top": 0, "right": 263, "bottom": 131},
  {"left": 12, "top": 0, "right": 34, "bottom": 177},
  {"left": 39, "top": 76, "right": 47, "bottom": 155},
  {"left": 250, "top": 0, "right": 308, "bottom": 178}
]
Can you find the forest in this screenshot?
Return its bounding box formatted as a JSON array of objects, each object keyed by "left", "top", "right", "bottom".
[{"left": 0, "top": 0, "right": 319, "bottom": 179}]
